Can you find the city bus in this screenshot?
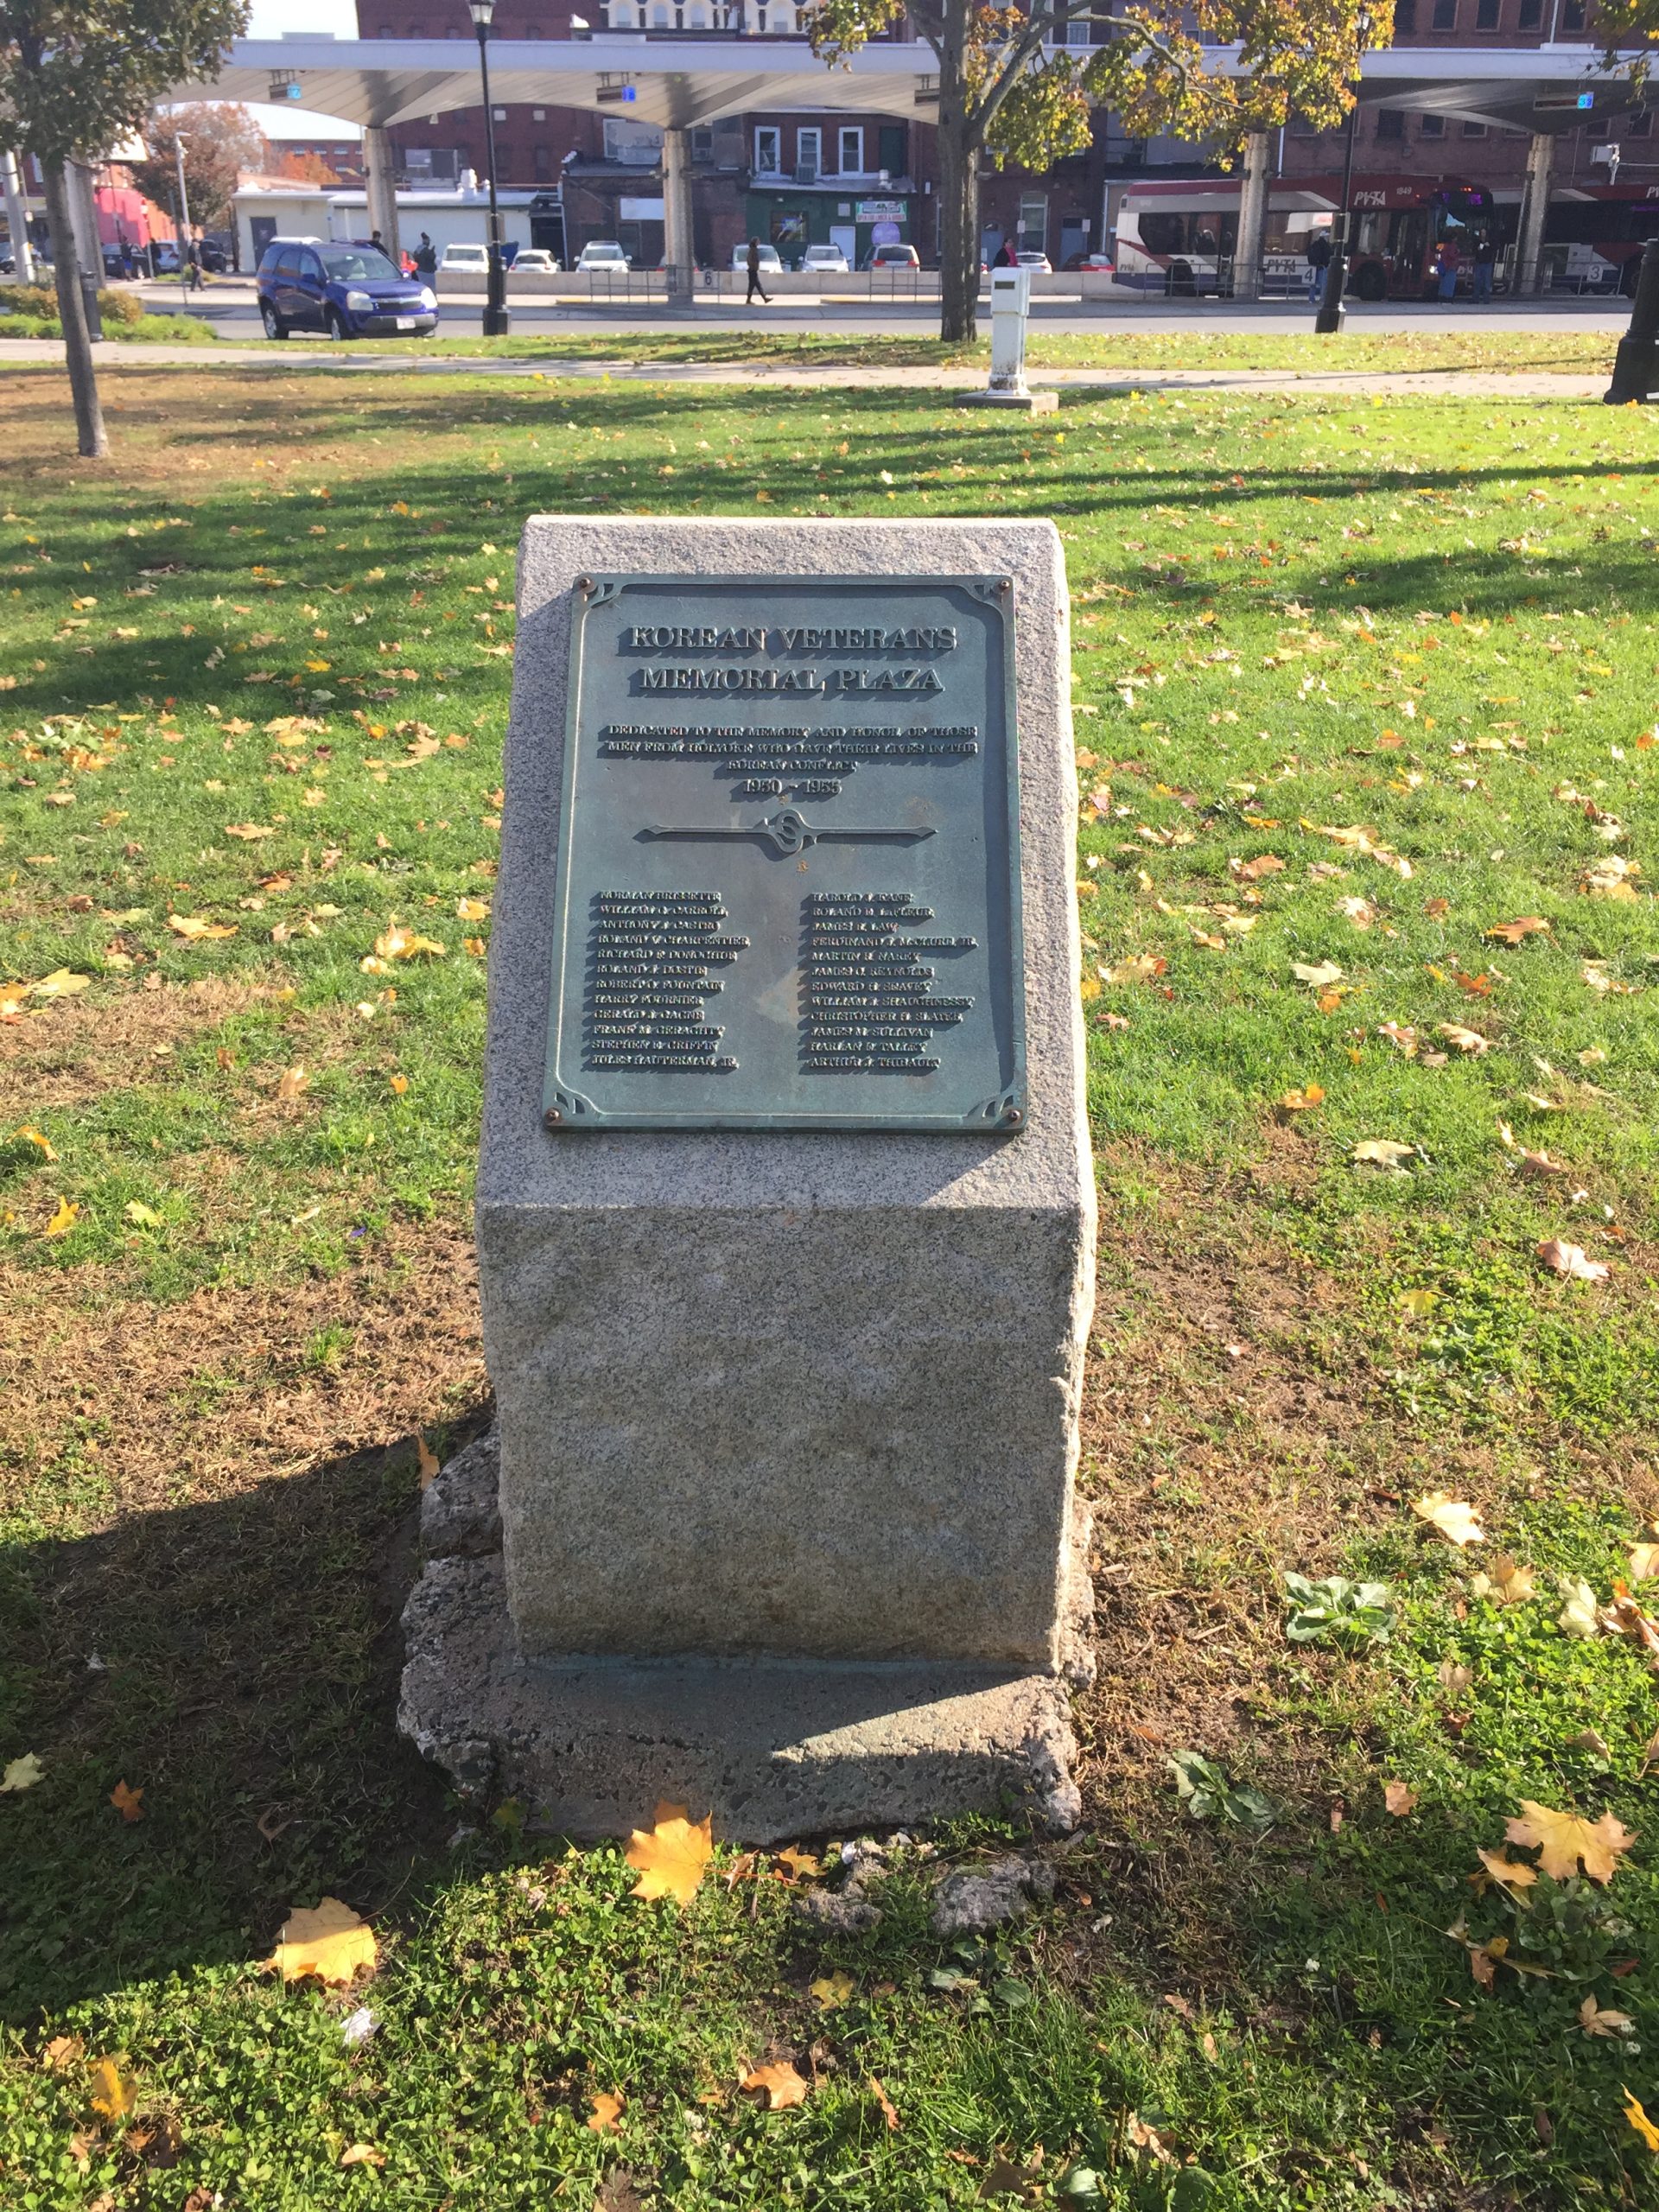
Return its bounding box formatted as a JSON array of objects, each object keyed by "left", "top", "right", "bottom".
[
  {"left": 1110, "top": 174, "right": 1504, "bottom": 300},
  {"left": 1541, "top": 182, "right": 1659, "bottom": 293}
]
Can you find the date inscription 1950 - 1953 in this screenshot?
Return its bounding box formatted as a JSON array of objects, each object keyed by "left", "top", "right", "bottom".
[{"left": 541, "top": 574, "right": 1026, "bottom": 1135}]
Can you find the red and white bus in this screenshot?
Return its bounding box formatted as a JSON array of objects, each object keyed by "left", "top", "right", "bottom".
[
  {"left": 1541, "top": 183, "right": 1659, "bottom": 294},
  {"left": 1110, "top": 174, "right": 1504, "bottom": 300}
]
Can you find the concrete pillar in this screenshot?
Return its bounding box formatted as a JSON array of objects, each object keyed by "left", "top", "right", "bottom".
[
  {"left": 1232, "top": 130, "right": 1271, "bottom": 302},
  {"left": 2, "top": 149, "right": 35, "bottom": 283},
  {"left": 364, "top": 126, "right": 402, "bottom": 259},
  {"left": 1516, "top": 130, "right": 1554, "bottom": 297},
  {"left": 661, "top": 125, "right": 695, "bottom": 291}
]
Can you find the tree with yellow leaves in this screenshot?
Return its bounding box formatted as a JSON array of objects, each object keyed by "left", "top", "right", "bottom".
[{"left": 808, "top": 0, "right": 1386, "bottom": 341}]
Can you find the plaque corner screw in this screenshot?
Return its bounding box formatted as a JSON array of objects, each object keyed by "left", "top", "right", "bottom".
[
  {"left": 1002, "top": 1104, "right": 1023, "bottom": 1128},
  {"left": 543, "top": 1106, "right": 563, "bottom": 1127},
  {"left": 575, "top": 574, "right": 594, "bottom": 595},
  {"left": 998, "top": 576, "right": 1013, "bottom": 595}
]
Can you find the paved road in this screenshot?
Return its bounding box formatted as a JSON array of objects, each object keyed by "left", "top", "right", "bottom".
[{"left": 122, "top": 278, "right": 1630, "bottom": 344}]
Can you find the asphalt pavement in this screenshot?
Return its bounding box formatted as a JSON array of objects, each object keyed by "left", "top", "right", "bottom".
[{"left": 126, "top": 277, "right": 1630, "bottom": 345}]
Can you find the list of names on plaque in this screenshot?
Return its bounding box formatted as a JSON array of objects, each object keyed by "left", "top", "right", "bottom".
[{"left": 543, "top": 575, "right": 1025, "bottom": 1132}]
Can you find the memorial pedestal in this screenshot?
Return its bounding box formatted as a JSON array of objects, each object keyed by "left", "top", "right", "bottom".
[{"left": 400, "top": 518, "right": 1096, "bottom": 1840}]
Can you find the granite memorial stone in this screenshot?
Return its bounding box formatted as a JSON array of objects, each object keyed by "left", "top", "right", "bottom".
[{"left": 400, "top": 518, "right": 1096, "bottom": 1841}]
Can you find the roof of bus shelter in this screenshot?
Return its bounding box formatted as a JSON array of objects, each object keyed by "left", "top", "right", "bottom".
[{"left": 171, "top": 35, "right": 1651, "bottom": 135}]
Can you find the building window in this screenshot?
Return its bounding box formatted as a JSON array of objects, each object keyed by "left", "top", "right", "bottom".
[
  {"left": 837, "top": 125, "right": 863, "bottom": 173},
  {"left": 652, "top": 2, "right": 668, "bottom": 21},
  {"left": 534, "top": 143, "right": 551, "bottom": 176},
  {"left": 691, "top": 126, "right": 714, "bottom": 158},
  {"left": 1018, "top": 191, "right": 1047, "bottom": 247},
  {"left": 1561, "top": 0, "right": 1586, "bottom": 22},
  {"left": 878, "top": 124, "right": 906, "bottom": 175},
  {"left": 1065, "top": 13, "right": 1090, "bottom": 40},
  {"left": 797, "top": 126, "right": 821, "bottom": 180},
  {"left": 1375, "top": 108, "right": 1406, "bottom": 138},
  {"left": 1421, "top": 111, "right": 1446, "bottom": 137},
  {"left": 493, "top": 107, "right": 506, "bottom": 120},
  {"left": 1630, "top": 109, "right": 1654, "bottom": 136},
  {"left": 532, "top": 107, "right": 546, "bottom": 120},
  {"left": 1431, "top": 0, "right": 1455, "bottom": 24},
  {"left": 1461, "top": 118, "right": 1488, "bottom": 136},
  {"left": 1394, "top": 0, "right": 1416, "bottom": 24},
  {"left": 754, "top": 125, "right": 782, "bottom": 175},
  {"left": 1475, "top": 0, "right": 1499, "bottom": 25},
  {"left": 1516, "top": 0, "right": 1541, "bottom": 20}
]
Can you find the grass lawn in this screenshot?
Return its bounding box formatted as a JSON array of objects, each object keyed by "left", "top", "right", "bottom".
[
  {"left": 321, "top": 324, "right": 1621, "bottom": 376},
  {"left": 2, "top": 362, "right": 1659, "bottom": 2208}
]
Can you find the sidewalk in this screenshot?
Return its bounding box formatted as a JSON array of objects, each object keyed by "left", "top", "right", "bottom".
[{"left": 0, "top": 338, "right": 1609, "bottom": 397}]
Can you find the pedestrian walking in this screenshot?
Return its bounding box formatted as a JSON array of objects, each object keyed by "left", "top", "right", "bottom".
[
  {"left": 745, "top": 236, "right": 771, "bottom": 307},
  {"left": 1435, "top": 237, "right": 1460, "bottom": 302},
  {"left": 415, "top": 232, "right": 438, "bottom": 275},
  {"left": 1472, "top": 230, "right": 1495, "bottom": 303},
  {"left": 1306, "top": 225, "right": 1332, "bottom": 305},
  {"left": 185, "top": 233, "right": 204, "bottom": 291}
]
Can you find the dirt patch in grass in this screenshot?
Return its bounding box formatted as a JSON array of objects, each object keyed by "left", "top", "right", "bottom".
[
  {"left": 0, "top": 974, "right": 283, "bottom": 1116},
  {"left": 0, "top": 1217, "right": 486, "bottom": 1529}
]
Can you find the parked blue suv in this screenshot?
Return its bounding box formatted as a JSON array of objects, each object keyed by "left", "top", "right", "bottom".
[{"left": 256, "top": 236, "right": 438, "bottom": 340}]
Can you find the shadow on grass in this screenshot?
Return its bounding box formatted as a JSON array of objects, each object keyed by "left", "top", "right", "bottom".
[{"left": 0, "top": 1410, "right": 493, "bottom": 2026}]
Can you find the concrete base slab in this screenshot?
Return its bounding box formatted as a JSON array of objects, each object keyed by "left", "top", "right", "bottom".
[
  {"left": 399, "top": 1548, "right": 1080, "bottom": 1845},
  {"left": 955, "top": 387, "right": 1060, "bottom": 413}
]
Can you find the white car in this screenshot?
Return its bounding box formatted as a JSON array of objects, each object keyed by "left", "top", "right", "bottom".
[
  {"left": 1014, "top": 251, "right": 1052, "bottom": 273},
  {"left": 732, "top": 242, "right": 784, "bottom": 271},
  {"left": 801, "top": 242, "right": 849, "bottom": 274},
  {"left": 512, "top": 249, "right": 560, "bottom": 273},
  {"left": 439, "top": 242, "right": 490, "bottom": 270},
  {"left": 576, "top": 239, "right": 631, "bottom": 270}
]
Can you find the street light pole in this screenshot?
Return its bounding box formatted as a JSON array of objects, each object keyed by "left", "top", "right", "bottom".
[
  {"left": 468, "top": 0, "right": 511, "bottom": 337},
  {"left": 1314, "top": 4, "right": 1373, "bottom": 337},
  {"left": 174, "top": 130, "right": 193, "bottom": 283}
]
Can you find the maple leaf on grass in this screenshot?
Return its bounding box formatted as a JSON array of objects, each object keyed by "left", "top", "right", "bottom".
[
  {"left": 1630, "top": 1539, "right": 1659, "bottom": 1583},
  {"left": 340, "top": 2143, "right": 386, "bottom": 2168},
  {"left": 1484, "top": 917, "right": 1550, "bottom": 945},
  {"left": 1411, "top": 1492, "right": 1485, "bottom": 1548},
  {"left": 775, "top": 1846, "right": 821, "bottom": 1881},
  {"left": 810, "top": 1972, "right": 855, "bottom": 2011},
  {"left": 167, "top": 914, "right": 237, "bottom": 941},
  {"left": 1352, "top": 1139, "right": 1415, "bottom": 1169},
  {"left": 1580, "top": 1994, "right": 1635, "bottom": 2038},
  {"left": 1505, "top": 1801, "right": 1636, "bottom": 1885},
  {"left": 1471, "top": 1554, "right": 1535, "bottom": 1605},
  {"left": 1537, "top": 1239, "right": 1610, "bottom": 1283},
  {"left": 587, "top": 2091, "right": 625, "bottom": 2134},
  {"left": 109, "top": 1780, "right": 143, "bottom": 1823},
  {"left": 1, "top": 1751, "right": 44, "bottom": 1791},
  {"left": 264, "top": 1897, "right": 378, "bottom": 1986},
  {"left": 741, "top": 2060, "right": 809, "bottom": 2110},
  {"left": 88, "top": 2056, "right": 138, "bottom": 2121},
  {"left": 1472, "top": 1849, "right": 1538, "bottom": 1897},
  {"left": 1383, "top": 1781, "right": 1418, "bottom": 1817},
  {"left": 43, "top": 1197, "right": 79, "bottom": 1237},
  {"left": 626, "top": 1804, "right": 713, "bottom": 1908},
  {"left": 1556, "top": 1577, "right": 1602, "bottom": 1639}
]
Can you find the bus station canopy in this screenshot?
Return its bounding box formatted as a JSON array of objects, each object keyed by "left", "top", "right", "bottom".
[{"left": 175, "top": 35, "right": 1649, "bottom": 136}]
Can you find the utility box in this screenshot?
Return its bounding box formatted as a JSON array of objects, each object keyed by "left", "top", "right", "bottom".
[{"left": 957, "top": 264, "right": 1056, "bottom": 413}]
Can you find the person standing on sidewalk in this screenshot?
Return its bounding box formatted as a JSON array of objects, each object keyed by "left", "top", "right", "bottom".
[
  {"left": 745, "top": 237, "right": 771, "bottom": 307},
  {"left": 1472, "top": 231, "right": 1495, "bottom": 303},
  {"left": 1306, "top": 225, "right": 1332, "bottom": 306},
  {"left": 1435, "top": 236, "right": 1460, "bottom": 302},
  {"left": 185, "top": 232, "right": 204, "bottom": 291}
]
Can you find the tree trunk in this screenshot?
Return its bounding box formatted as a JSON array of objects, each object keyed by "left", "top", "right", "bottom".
[
  {"left": 935, "top": 19, "right": 982, "bottom": 346},
  {"left": 41, "top": 158, "right": 107, "bottom": 460}
]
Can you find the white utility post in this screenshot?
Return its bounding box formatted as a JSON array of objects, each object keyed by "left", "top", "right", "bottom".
[
  {"left": 363, "top": 125, "right": 402, "bottom": 261},
  {"left": 661, "top": 124, "right": 695, "bottom": 293},
  {"left": 958, "top": 265, "right": 1057, "bottom": 411},
  {"left": 2, "top": 149, "right": 35, "bottom": 283}
]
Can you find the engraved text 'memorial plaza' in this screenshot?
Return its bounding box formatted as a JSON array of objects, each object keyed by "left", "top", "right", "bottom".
[{"left": 542, "top": 575, "right": 1026, "bottom": 1133}]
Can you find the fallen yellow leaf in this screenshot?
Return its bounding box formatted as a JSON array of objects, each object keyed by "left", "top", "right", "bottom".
[
  {"left": 28, "top": 969, "right": 91, "bottom": 1001},
  {"left": 167, "top": 914, "right": 237, "bottom": 941},
  {"left": 109, "top": 1779, "right": 144, "bottom": 1824},
  {"left": 1580, "top": 1993, "right": 1635, "bottom": 2038},
  {"left": 276, "top": 1066, "right": 309, "bottom": 1102},
  {"left": 456, "top": 897, "right": 491, "bottom": 921},
  {"left": 264, "top": 1897, "right": 378, "bottom": 1986},
  {"left": 741, "top": 2060, "right": 810, "bottom": 2110},
  {"left": 869, "top": 2075, "right": 900, "bottom": 2131},
  {"left": 1472, "top": 1554, "right": 1535, "bottom": 1605},
  {"left": 1625, "top": 2088, "right": 1659, "bottom": 2154},
  {"left": 810, "top": 1972, "right": 855, "bottom": 2011},
  {"left": 224, "top": 823, "right": 276, "bottom": 841},
  {"left": 340, "top": 2143, "right": 385, "bottom": 2168},
  {"left": 43, "top": 1196, "right": 79, "bottom": 1237},
  {"left": 372, "top": 924, "right": 447, "bottom": 962},
  {"left": 1383, "top": 1781, "right": 1418, "bottom": 1817},
  {"left": 626, "top": 1805, "right": 713, "bottom": 1908},
  {"left": 776, "top": 1847, "right": 822, "bottom": 1880},
  {"left": 1505, "top": 1800, "right": 1636, "bottom": 1885},
  {"left": 416, "top": 1433, "right": 439, "bottom": 1490},
  {"left": 13, "top": 1126, "right": 57, "bottom": 1160},
  {"left": 1473, "top": 1847, "right": 1539, "bottom": 1895},
  {"left": 88, "top": 2056, "right": 138, "bottom": 2121},
  {"left": 389, "top": 1072, "right": 410, "bottom": 1096},
  {"left": 587, "top": 2090, "right": 625, "bottom": 2134},
  {"left": 1412, "top": 1492, "right": 1485, "bottom": 1548}
]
